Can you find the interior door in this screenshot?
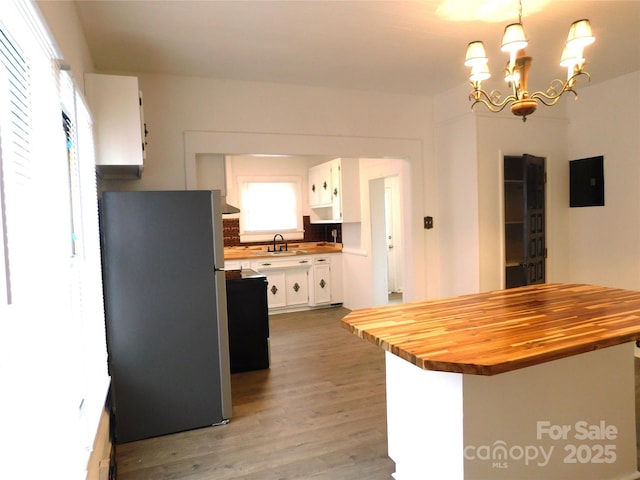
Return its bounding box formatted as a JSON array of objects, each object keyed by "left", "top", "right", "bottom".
[
  {"left": 385, "top": 186, "right": 397, "bottom": 293},
  {"left": 524, "top": 154, "right": 546, "bottom": 285},
  {"left": 504, "top": 154, "right": 546, "bottom": 288}
]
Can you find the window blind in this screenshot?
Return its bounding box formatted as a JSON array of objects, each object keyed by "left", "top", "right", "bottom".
[
  {"left": 0, "top": 24, "right": 29, "bottom": 304},
  {"left": 0, "top": 0, "right": 64, "bottom": 304},
  {"left": 0, "top": 1, "right": 109, "bottom": 478}
]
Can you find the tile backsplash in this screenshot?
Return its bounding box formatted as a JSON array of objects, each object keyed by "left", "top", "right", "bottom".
[{"left": 223, "top": 216, "right": 341, "bottom": 247}]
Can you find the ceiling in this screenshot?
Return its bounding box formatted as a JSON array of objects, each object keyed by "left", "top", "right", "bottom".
[{"left": 73, "top": 0, "right": 640, "bottom": 96}]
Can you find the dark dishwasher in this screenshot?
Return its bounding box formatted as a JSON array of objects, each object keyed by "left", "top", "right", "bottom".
[{"left": 225, "top": 268, "right": 270, "bottom": 373}]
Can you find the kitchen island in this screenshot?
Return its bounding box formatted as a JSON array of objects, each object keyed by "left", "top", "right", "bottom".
[{"left": 342, "top": 283, "right": 640, "bottom": 480}]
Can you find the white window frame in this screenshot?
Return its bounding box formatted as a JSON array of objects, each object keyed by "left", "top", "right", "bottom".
[
  {"left": 0, "top": 134, "right": 8, "bottom": 305},
  {"left": 238, "top": 175, "right": 304, "bottom": 243}
]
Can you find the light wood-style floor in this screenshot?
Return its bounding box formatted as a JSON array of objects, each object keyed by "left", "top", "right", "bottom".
[
  {"left": 115, "top": 307, "right": 395, "bottom": 479},
  {"left": 114, "top": 307, "right": 640, "bottom": 479}
]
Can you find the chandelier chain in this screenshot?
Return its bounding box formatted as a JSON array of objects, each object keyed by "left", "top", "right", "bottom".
[{"left": 518, "top": 0, "right": 523, "bottom": 24}]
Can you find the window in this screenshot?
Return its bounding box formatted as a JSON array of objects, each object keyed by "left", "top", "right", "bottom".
[
  {"left": 0, "top": 1, "right": 108, "bottom": 475},
  {"left": 0, "top": 135, "right": 7, "bottom": 305},
  {"left": 0, "top": 22, "right": 30, "bottom": 305},
  {"left": 238, "top": 176, "right": 304, "bottom": 243}
]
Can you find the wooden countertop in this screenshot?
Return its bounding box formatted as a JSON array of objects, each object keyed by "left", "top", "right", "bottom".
[
  {"left": 224, "top": 242, "right": 342, "bottom": 260},
  {"left": 342, "top": 283, "right": 640, "bottom": 376}
]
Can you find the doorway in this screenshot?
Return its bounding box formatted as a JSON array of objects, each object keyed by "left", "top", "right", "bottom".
[
  {"left": 385, "top": 176, "right": 403, "bottom": 303},
  {"left": 184, "top": 131, "right": 419, "bottom": 308},
  {"left": 504, "top": 154, "right": 546, "bottom": 288},
  {"left": 369, "top": 173, "right": 404, "bottom": 306}
]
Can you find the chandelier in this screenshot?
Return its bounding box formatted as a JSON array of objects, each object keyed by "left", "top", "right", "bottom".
[{"left": 464, "top": 0, "right": 595, "bottom": 121}]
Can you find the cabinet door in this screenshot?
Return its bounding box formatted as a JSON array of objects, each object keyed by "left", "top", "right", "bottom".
[
  {"left": 264, "top": 271, "right": 286, "bottom": 309},
  {"left": 309, "top": 162, "right": 332, "bottom": 207},
  {"left": 313, "top": 261, "right": 332, "bottom": 305},
  {"left": 330, "top": 159, "right": 342, "bottom": 221},
  {"left": 84, "top": 74, "right": 144, "bottom": 178},
  {"left": 285, "top": 268, "right": 309, "bottom": 306},
  {"left": 524, "top": 154, "right": 546, "bottom": 285},
  {"left": 309, "top": 164, "right": 321, "bottom": 206}
]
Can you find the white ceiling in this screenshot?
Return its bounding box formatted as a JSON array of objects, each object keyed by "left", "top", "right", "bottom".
[{"left": 73, "top": 0, "right": 640, "bottom": 96}]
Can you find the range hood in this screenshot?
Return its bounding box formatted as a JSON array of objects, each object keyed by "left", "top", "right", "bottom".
[{"left": 220, "top": 197, "right": 240, "bottom": 215}]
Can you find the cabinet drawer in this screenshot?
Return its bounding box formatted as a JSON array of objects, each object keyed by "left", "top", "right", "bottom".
[{"left": 253, "top": 258, "right": 311, "bottom": 270}]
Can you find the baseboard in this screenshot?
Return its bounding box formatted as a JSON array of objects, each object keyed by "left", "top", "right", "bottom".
[{"left": 85, "top": 405, "right": 113, "bottom": 480}]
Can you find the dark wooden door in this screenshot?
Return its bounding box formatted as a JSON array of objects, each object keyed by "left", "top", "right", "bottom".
[{"left": 504, "top": 154, "right": 546, "bottom": 288}]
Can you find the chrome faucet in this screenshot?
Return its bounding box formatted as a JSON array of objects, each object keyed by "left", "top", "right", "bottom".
[{"left": 271, "top": 233, "right": 288, "bottom": 252}]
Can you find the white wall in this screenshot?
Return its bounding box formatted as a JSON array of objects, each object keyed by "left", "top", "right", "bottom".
[
  {"left": 36, "top": 1, "right": 95, "bottom": 91},
  {"left": 102, "top": 73, "right": 435, "bottom": 302},
  {"left": 350, "top": 158, "right": 409, "bottom": 309},
  {"left": 435, "top": 113, "right": 480, "bottom": 297},
  {"left": 566, "top": 71, "right": 640, "bottom": 290},
  {"left": 434, "top": 72, "right": 640, "bottom": 296},
  {"left": 434, "top": 83, "right": 571, "bottom": 295},
  {"left": 476, "top": 113, "right": 570, "bottom": 291},
  {"left": 106, "top": 74, "right": 432, "bottom": 190}
]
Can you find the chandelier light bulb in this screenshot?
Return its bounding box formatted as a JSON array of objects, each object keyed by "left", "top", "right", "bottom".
[
  {"left": 470, "top": 63, "right": 491, "bottom": 83},
  {"left": 465, "top": 41, "right": 489, "bottom": 67},
  {"left": 560, "top": 45, "right": 585, "bottom": 68},
  {"left": 566, "top": 19, "right": 595, "bottom": 49},
  {"left": 501, "top": 23, "right": 528, "bottom": 53}
]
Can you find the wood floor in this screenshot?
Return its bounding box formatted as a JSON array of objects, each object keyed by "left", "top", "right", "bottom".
[
  {"left": 114, "top": 307, "right": 395, "bottom": 479},
  {"left": 114, "top": 307, "right": 640, "bottom": 480}
]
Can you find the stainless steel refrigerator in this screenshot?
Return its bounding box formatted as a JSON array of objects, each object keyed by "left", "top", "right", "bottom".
[{"left": 101, "top": 190, "right": 232, "bottom": 444}]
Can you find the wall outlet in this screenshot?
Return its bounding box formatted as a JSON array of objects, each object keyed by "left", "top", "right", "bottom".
[{"left": 424, "top": 216, "right": 433, "bottom": 229}]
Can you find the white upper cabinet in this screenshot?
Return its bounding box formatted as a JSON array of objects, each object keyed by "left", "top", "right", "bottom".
[
  {"left": 309, "top": 158, "right": 360, "bottom": 224},
  {"left": 308, "top": 161, "right": 333, "bottom": 207},
  {"left": 84, "top": 73, "right": 145, "bottom": 180}
]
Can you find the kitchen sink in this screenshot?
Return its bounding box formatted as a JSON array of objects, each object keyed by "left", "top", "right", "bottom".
[{"left": 252, "top": 249, "right": 308, "bottom": 256}]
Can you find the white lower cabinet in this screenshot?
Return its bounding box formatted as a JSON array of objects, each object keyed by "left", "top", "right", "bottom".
[
  {"left": 310, "top": 257, "right": 331, "bottom": 306},
  {"left": 251, "top": 253, "right": 342, "bottom": 311},
  {"left": 285, "top": 268, "right": 309, "bottom": 306},
  {"left": 252, "top": 258, "right": 311, "bottom": 310},
  {"left": 264, "top": 270, "right": 287, "bottom": 309}
]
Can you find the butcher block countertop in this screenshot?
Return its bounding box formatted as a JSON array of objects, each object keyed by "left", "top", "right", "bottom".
[
  {"left": 224, "top": 242, "right": 342, "bottom": 260},
  {"left": 342, "top": 283, "right": 640, "bottom": 376}
]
